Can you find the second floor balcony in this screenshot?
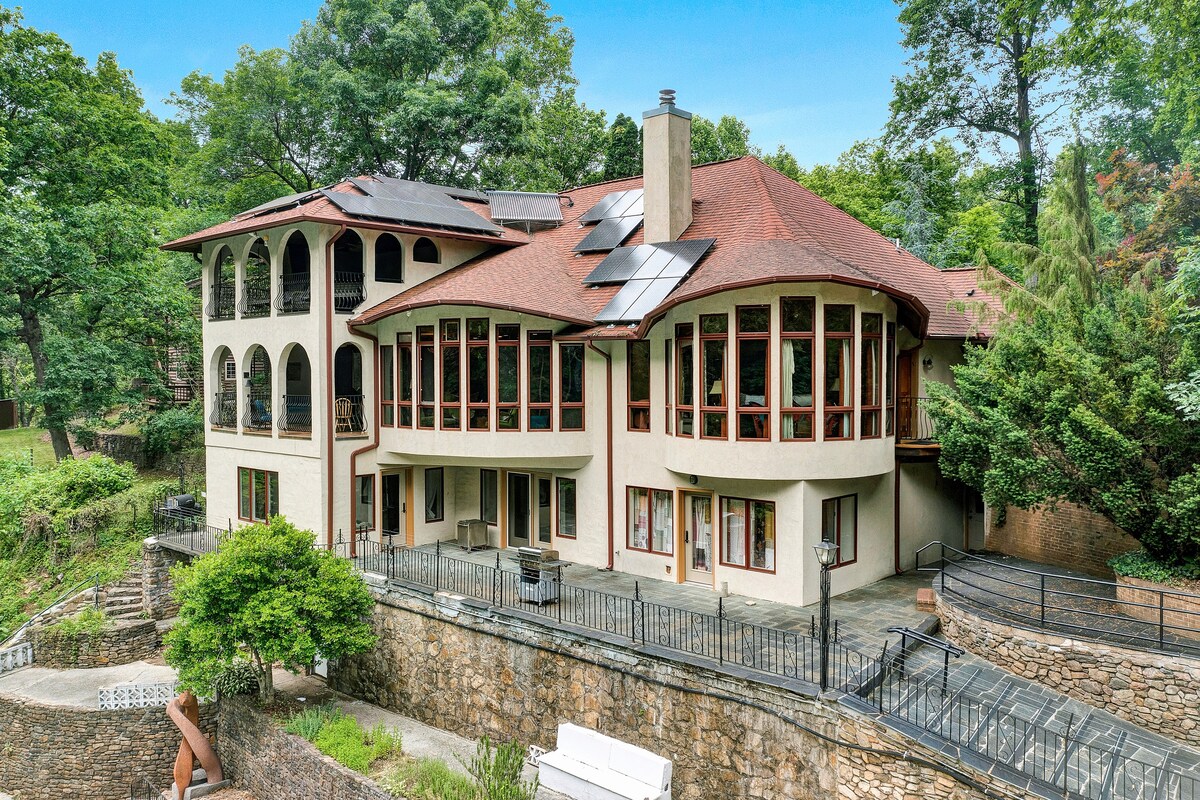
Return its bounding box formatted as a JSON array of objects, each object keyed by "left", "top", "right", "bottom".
[
  {"left": 210, "top": 390, "right": 237, "bottom": 429},
  {"left": 897, "top": 396, "right": 939, "bottom": 455},
  {"left": 334, "top": 272, "right": 365, "bottom": 314},
  {"left": 335, "top": 394, "right": 367, "bottom": 435},
  {"left": 239, "top": 276, "right": 272, "bottom": 318},
  {"left": 207, "top": 284, "right": 235, "bottom": 321}
]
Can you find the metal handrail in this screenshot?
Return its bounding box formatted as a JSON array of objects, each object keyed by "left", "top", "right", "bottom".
[
  {"left": 243, "top": 390, "right": 273, "bottom": 431},
  {"left": 238, "top": 275, "right": 271, "bottom": 318},
  {"left": 209, "top": 391, "right": 237, "bottom": 428},
  {"left": 205, "top": 283, "right": 235, "bottom": 321},
  {"left": 897, "top": 396, "right": 937, "bottom": 441},
  {"left": 275, "top": 272, "right": 311, "bottom": 313},
  {"left": 279, "top": 394, "right": 312, "bottom": 433},
  {"left": 916, "top": 541, "right": 1200, "bottom": 656},
  {"left": 2, "top": 573, "right": 101, "bottom": 647},
  {"left": 333, "top": 271, "right": 365, "bottom": 314}
]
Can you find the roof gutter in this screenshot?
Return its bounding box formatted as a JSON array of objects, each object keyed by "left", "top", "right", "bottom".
[
  {"left": 325, "top": 224, "right": 348, "bottom": 548},
  {"left": 586, "top": 340, "right": 615, "bottom": 570}
]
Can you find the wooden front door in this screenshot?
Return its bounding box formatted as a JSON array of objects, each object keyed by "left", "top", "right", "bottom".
[{"left": 897, "top": 349, "right": 915, "bottom": 438}]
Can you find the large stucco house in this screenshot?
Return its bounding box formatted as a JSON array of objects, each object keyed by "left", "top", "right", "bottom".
[{"left": 162, "top": 92, "right": 996, "bottom": 606}]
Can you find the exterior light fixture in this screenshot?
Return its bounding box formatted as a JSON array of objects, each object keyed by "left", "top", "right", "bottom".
[{"left": 813, "top": 539, "right": 839, "bottom": 567}]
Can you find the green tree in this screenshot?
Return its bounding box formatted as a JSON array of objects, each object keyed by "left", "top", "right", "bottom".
[
  {"left": 165, "top": 517, "right": 377, "bottom": 700},
  {"left": 0, "top": 11, "right": 186, "bottom": 459},
  {"left": 602, "top": 112, "right": 640, "bottom": 181},
  {"left": 889, "top": 0, "right": 1075, "bottom": 245},
  {"left": 485, "top": 88, "right": 607, "bottom": 191},
  {"left": 691, "top": 114, "right": 759, "bottom": 164}
]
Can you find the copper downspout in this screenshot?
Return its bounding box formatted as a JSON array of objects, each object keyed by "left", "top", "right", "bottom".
[
  {"left": 325, "top": 225, "right": 348, "bottom": 548},
  {"left": 586, "top": 341, "right": 614, "bottom": 570},
  {"left": 347, "top": 327, "right": 381, "bottom": 555}
]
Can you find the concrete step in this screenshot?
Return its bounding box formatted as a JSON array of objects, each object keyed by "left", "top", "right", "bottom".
[
  {"left": 105, "top": 586, "right": 142, "bottom": 597},
  {"left": 104, "top": 595, "right": 141, "bottom": 607}
]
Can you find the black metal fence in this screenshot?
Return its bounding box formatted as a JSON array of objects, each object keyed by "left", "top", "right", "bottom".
[
  {"left": 916, "top": 542, "right": 1200, "bottom": 658},
  {"left": 897, "top": 396, "right": 937, "bottom": 441}
]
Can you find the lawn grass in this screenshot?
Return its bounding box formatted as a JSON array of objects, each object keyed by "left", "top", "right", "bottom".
[{"left": 0, "top": 427, "right": 55, "bottom": 466}]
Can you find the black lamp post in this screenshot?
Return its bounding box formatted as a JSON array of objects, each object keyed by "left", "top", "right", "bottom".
[{"left": 814, "top": 539, "right": 839, "bottom": 690}]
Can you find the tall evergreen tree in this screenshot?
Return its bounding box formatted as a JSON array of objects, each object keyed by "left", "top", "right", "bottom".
[{"left": 602, "top": 113, "right": 640, "bottom": 181}]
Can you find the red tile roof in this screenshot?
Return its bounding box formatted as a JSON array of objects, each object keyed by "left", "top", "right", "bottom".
[{"left": 352, "top": 157, "right": 992, "bottom": 339}]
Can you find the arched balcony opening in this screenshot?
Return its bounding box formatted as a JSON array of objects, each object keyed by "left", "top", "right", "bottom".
[
  {"left": 413, "top": 236, "right": 439, "bottom": 264},
  {"left": 334, "top": 231, "right": 365, "bottom": 314},
  {"left": 276, "top": 230, "right": 311, "bottom": 314},
  {"left": 209, "top": 346, "right": 238, "bottom": 428},
  {"left": 240, "top": 238, "right": 271, "bottom": 317},
  {"left": 334, "top": 343, "right": 365, "bottom": 434},
  {"left": 375, "top": 232, "right": 404, "bottom": 283},
  {"left": 279, "top": 344, "right": 312, "bottom": 435},
  {"left": 243, "top": 346, "right": 273, "bottom": 433},
  {"left": 207, "top": 246, "right": 235, "bottom": 321}
]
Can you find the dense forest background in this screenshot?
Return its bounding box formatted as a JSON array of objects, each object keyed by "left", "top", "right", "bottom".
[{"left": 2, "top": 0, "right": 1199, "bottom": 569}]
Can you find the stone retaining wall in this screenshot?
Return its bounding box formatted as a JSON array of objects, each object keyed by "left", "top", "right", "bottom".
[
  {"left": 0, "top": 690, "right": 215, "bottom": 800},
  {"left": 33, "top": 617, "right": 158, "bottom": 669},
  {"left": 142, "top": 538, "right": 189, "bottom": 620},
  {"left": 331, "top": 586, "right": 1037, "bottom": 800},
  {"left": 216, "top": 695, "right": 392, "bottom": 800},
  {"left": 937, "top": 595, "right": 1200, "bottom": 747},
  {"left": 986, "top": 502, "right": 1138, "bottom": 578}
]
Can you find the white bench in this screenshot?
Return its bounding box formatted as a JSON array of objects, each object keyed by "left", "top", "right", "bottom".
[{"left": 538, "top": 723, "right": 671, "bottom": 800}]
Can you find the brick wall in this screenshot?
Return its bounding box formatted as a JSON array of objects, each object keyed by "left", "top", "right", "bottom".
[
  {"left": 986, "top": 502, "right": 1140, "bottom": 577},
  {"left": 331, "top": 587, "right": 1039, "bottom": 800},
  {"left": 0, "top": 691, "right": 215, "bottom": 800}
]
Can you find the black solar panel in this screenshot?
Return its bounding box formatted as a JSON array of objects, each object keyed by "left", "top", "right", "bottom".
[
  {"left": 323, "top": 189, "right": 502, "bottom": 235},
  {"left": 595, "top": 275, "right": 688, "bottom": 322},
  {"left": 579, "top": 189, "right": 645, "bottom": 224},
  {"left": 573, "top": 216, "right": 642, "bottom": 253},
  {"left": 583, "top": 238, "right": 715, "bottom": 284},
  {"left": 583, "top": 246, "right": 653, "bottom": 284},
  {"left": 236, "top": 188, "right": 321, "bottom": 219}
]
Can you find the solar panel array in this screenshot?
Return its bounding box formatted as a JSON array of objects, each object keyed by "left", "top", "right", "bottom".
[
  {"left": 592, "top": 238, "right": 716, "bottom": 323},
  {"left": 573, "top": 216, "right": 643, "bottom": 253},
  {"left": 486, "top": 191, "right": 563, "bottom": 225},
  {"left": 579, "top": 189, "right": 644, "bottom": 224},
  {"left": 324, "top": 186, "right": 502, "bottom": 235}
]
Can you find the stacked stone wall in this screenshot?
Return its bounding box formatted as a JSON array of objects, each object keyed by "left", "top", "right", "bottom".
[
  {"left": 216, "top": 695, "right": 392, "bottom": 800},
  {"left": 0, "top": 691, "right": 215, "bottom": 800},
  {"left": 986, "top": 502, "right": 1139, "bottom": 577},
  {"left": 32, "top": 617, "right": 158, "bottom": 669},
  {"left": 331, "top": 587, "right": 1037, "bottom": 800},
  {"left": 142, "top": 538, "right": 190, "bottom": 620},
  {"left": 937, "top": 595, "right": 1200, "bottom": 747}
]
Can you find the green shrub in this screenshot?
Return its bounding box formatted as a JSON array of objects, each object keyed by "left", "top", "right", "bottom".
[
  {"left": 47, "top": 606, "right": 110, "bottom": 635},
  {"left": 143, "top": 406, "right": 203, "bottom": 461},
  {"left": 1110, "top": 550, "right": 1200, "bottom": 583},
  {"left": 284, "top": 706, "right": 401, "bottom": 775},
  {"left": 384, "top": 758, "right": 475, "bottom": 800},
  {"left": 283, "top": 704, "right": 343, "bottom": 742},
  {"left": 465, "top": 736, "right": 538, "bottom": 800},
  {"left": 211, "top": 659, "right": 259, "bottom": 697},
  {"left": 44, "top": 456, "right": 136, "bottom": 509}
]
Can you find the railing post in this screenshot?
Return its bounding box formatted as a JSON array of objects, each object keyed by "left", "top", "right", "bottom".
[
  {"left": 940, "top": 542, "right": 946, "bottom": 593},
  {"left": 717, "top": 597, "right": 725, "bottom": 665},
  {"left": 494, "top": 552, "right": 501, "bottom": 608},
  {"left": 557, "top": 568, "right": 563, "bottom": 624},
  {"left": 435, "top": 540, "right": 441, "bottom": 590},
  {"left": 1159, "top": 591, "right": 1166, "bottom": 650},
  {"left": 1039, "top": 574, "right": 1046, "bottom": 627}
]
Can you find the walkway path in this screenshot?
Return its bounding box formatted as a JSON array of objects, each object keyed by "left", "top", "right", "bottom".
[{"left": 0, "top": 660, "right": 175, "bottom": 707}]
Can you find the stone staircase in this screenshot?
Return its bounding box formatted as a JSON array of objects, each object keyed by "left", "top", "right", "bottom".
[{"left": 99, "top": 577, "right": 146, "bottom": 621}]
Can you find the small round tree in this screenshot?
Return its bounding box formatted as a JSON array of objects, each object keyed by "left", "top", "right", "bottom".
[{"left": 164, "top": 516, "right": 376, "bottom": 700}]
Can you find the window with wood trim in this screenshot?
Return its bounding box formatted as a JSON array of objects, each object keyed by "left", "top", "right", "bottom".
[
  {"left": 664, "top": 339, "right": 672, "bottom": 435},
  {"left": 823, "top": 304, "right": 854, "bottom": 440},
  {"left": 467, "top": 318, "right": 489, "bottom": 430},
  {"left": 380, "top": 345, "right": 395, "bottom": 426},
  {"left": 627, "top": 340, "right": 651, "bottom": 432},
  {"left": 822, "top": 494, "right": 857, "bottom": 567},
  {"left": 355, "top": 475, "right": 374, "bottom": 532},
  {"left": 627, "top": 486, "right": 673, "bottom": 554},
  {"left": 528, "top": 330, "right": 553, "bottom": 431},
  {"left": 861, "top": 313, "right": 882, "bottom": 438},
  {"left": 781, "top": 297, "right": 815, "bottom": 441},
  {"left": 557, "top": 477, "right": 577, "bottom": 538},
  {"left": 440, "top": 319, "right": 461, "bottom": 430},
  {"left": 559, "top": 342, "right": 584, "bottom": 431},
  {"left": 496, "top": 324, "right": 520, "bottom": 430},
  {"left": 721, "top": 497, "right": 775, "bottom": 572},
  {"left": 424, "top": 467, "right": 444, "bottom": 522},
  {"left": 397, "top": 333, "right": 413, "bottom": 427},
  {"left": 675, "top": 323, "right": 694, "bottom": 436},
  {"left": 417, "top": 326, "right": 435, "bottom": 429},
  {"left": 886, "top": 322, "right": 896, "bottom": 436},
  {"left": 480, "top": 469, "right": 498, "bottom": 525},
  {"left": 237, "top": 467, "right": 279, "bottom": 522},
  {"left": 700, "top": 314, "right": 728, "bottom": 438},
  {"left": 736, "top": 306, "right": 770, "bottom": 440}
]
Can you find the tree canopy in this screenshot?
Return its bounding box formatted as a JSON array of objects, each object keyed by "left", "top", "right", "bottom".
[{"left": 164, "top": 517, "right": 377, "bottom": 699}]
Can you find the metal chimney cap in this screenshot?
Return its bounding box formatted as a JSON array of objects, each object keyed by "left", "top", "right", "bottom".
[{"left": 659, "top": 89, "right": 677, "bottom": 105}]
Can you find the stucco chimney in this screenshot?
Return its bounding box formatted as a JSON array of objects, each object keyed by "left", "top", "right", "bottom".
[{"left": 642, "top": 89, "right": 692, "bottom": 243}]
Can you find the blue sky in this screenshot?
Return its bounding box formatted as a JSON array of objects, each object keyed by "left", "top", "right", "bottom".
[{"left": 18, "top": 0, "right": 909, "bottom": 166}]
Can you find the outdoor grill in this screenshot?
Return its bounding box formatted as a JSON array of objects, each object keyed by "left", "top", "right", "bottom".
[{"left": 513, "top": 547, "right": 565, "bottom": 605}]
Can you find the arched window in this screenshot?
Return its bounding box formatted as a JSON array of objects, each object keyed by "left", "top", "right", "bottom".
[
  {"left": 244, "top": 346, "right": 273, "bottom": 432},
  {"left": 280, "top": 344, "right": 312, "bottom": 435},
  {"left": 209, "top": 346, "right": 237, "bottom": 428},
  {"left": 413, "top": 237, "right": 439, "bottom": 264},
  {"left": 208, "top": 246, "right": 235, "bottom": 320},
  {"left": 278, "top": 230, "right": 311, "bottom": 313},
  {"left": 241, "top": 238, "right": 271, "bottom": 318},
  {"left": 334, "top": 344, "right": 366, "bottom": 434},
  {"left": 375, "top": 233, "right": 404, "bottom": 283},
  {"left": 334, "top": 230, "right": 365, "bottom": 313}
]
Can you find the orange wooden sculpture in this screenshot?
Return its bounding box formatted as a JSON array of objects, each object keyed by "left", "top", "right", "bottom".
[{"left": 167, "top": 691, "right": 223, "bottom": 798}]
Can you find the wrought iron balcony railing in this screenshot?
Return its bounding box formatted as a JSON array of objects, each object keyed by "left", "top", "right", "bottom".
[
  {"left": 209, "top": 391, "right": 237, "bottom": 429},
  {"left": 242, "top": 391, "right": 273, "bottom": 432},
  {"left": 206, "top": 284, "right": 235, "bottom": 321},
  {"left": 279, "top": 394, "right": 312, "bottom": 434},
  {"left": 275, "top": 273, "right": 311, "bottom": 314},
  {"left": 334, "top": 272, "right": 365, "bottom": 314},
  {"left": 897, "top": 396, "right": 937, "bottom": 442},
  {"left": 239, "top": 276, "right": 271, "bottom": 318},
  {"left": 334, "top": 394, "right": 366, "bottom": 434}
]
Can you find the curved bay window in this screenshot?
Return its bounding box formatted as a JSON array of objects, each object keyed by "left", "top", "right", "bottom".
[
  {"left": 736, "top": 306, "right": 769, "bottom": 440},
  {"left": 627, "top": 340, "right": 651, "bottom": 432},
  {"left": 417, "top": 326, "right": 435, "bottom": 429},
  {"left": 823, "top": 304, "right": 854, "bottom": 440},
  {"left": 496, "top": 324, "right": 520, "bottom": 430},
  {"left": 397, "top": 333, "right": 413, "bottom": 427},
  {"left": 675, "top": 323, "right": 694, "bottom": 436},
  {"left": 721, "top": 497, "right": 775, "bottom": 572},
  {"left": 560, "top": 342, "right": 584, "bottom": 430},
  {"left": 379, "top": 344, "right": 395, "bottom": 427},
  {"left": 467, "top": 319, "right": 490, "bottom": 430},
  {"left": 528, "top": 330, "right": 552, "bottom": 430},
  {"left": 699, "top": 314, "right": 727, "bottom": 439},
  {"left": 781, "top": 297, "right": 815, "bottom": 441},
  {"left": 861, "top": 313, "right": 882, "bottom": 438},
  {"left": 440, "top": 319, "right": 461, "bottom": 429}
]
